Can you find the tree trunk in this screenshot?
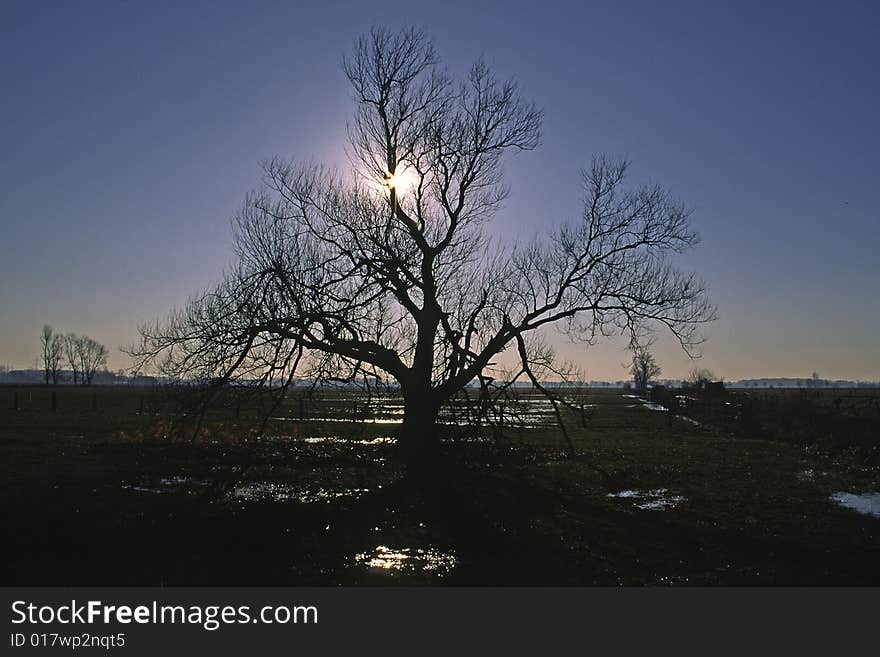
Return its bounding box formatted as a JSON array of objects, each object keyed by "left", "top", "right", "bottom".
[
  {"left": 402, "top": 299, "right": 443, "bottom": 480},
  {"left": 400, "top": 391, "right": 441, "bottom": 477}
]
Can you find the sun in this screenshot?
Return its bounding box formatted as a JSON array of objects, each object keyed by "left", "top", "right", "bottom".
[{"left": 383, "top": 167, "right": 415, "bottom": 193}]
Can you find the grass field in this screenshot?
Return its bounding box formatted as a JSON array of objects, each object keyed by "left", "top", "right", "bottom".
[
  {"left": 655, "top": 386, "right": 880, "bottom": 459},
  {"left": 2, "top": 385, "right": 878, "bottom": 585}
]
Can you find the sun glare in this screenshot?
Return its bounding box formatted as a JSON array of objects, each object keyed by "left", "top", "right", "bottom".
[{"left": 383, "top": 168, "right": 415, "bottom": 193}]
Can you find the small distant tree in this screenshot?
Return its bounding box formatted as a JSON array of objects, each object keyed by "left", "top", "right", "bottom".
[
  {"left": 40, "top": 325, "right": 64, "bottom": 385},
  {"left": 687, "top": 367, "right": 716, "bottom": 389},
  {"left": 40, "top": 325, "right": 52, "bottom": 384},
  {"left": 50, "top": 335, "right": 63, "bottom": 384},
  {"left": 77, "top": 336, "right": 108, "bottom": 385},
  {"left": 64, "top": 333, "right": 80, "bottom": 384},
  {"left": 630, "top": 349, "right": 661, "bottom": 394}
]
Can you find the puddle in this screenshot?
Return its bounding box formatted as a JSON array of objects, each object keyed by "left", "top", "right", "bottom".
[
  {"left": 299, "top": 435, "right": 396, "bottom": 445},
  {"left": 273, "top": 417, "right": 402, "bottom": 425},
  {"left": 124, "top": 477, "right": 375, "bottom": 504},
  {"left": 830, "top": 492, "right": 880, "bottom": 518},
  {"left": 437, "top": 419, "right": 554, "bottom": 429},
  {"left": 607, "top": 488, "right": 685, "bottom": 511},
  {"left": 122, "top": 476, "right": 211, "bottom": 494},
  {"left": 273, "top": 398, "right": 581, "bottom": 430},
  {"left": 354, "top": 545, "right": 457, "bottom": 575},
  {"left": 624, "top": 396, "right": 669, "bottom": 412},
  {"left": 121, "top": 484, "right": 164, "bottom": 494},
  {"left": 158, "top": 476, "right": 210, "bottom": 487},
  {"left": 361, "top": 436, "right": 396, "bottom": 445},
  {"left": 797, "top": 469, "right": 828, "bottom": 480},
  {"left": 257, "top": 435, "right": 396, "bottom": 445},
  {"left": 231, "top": 482, "right": 369, "bottom": 504}
]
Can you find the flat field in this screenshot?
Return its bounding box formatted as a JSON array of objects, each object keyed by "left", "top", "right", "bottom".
[{"left": 2, "top": 385, "right": 878, "bottom": 585}]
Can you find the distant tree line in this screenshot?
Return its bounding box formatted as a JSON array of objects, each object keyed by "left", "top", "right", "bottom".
[{"left": 40, "top": 325, "right": 108, "bottom": 385}]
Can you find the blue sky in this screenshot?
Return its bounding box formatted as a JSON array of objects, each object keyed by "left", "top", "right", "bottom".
[{"left": 1, "top": 1, "right": 878, "bottom": 380}]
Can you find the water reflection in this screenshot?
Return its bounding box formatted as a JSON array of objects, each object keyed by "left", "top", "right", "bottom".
[
  {"left": 303, "top": 435, "right": 396, "bottom": 445},
  {"left": 355, "top": 545, "right": 457, "bottom": 574},
  {"left": 270, "top": 396, "right": 580, "bottom": 429},
  {"left": 622, "top": 394, "right": 669, "bottom": 412},
  {"left": 273, "top": 417, "right": 402, "bottom": 424},
  {"left": 830, "top": 492, "right": 880, "bottom": 518},
  {"left": 231, "top": 482, "right": 369, "bottom": 504},
  {"left": 122, "top": 476, "right": 210, "bottom": 494},
  {"left": 607, "top": 488, "right": 685, "bottom": 511}
]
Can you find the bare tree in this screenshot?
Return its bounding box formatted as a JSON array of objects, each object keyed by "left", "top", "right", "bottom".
[
  {"left": 49, "top": 334, "right": 63, "bottom": 384},
  {"left": 131, "top": 27, "right": 714, "bottom": 468},
  {"left": 40, "top": 324, "right": 52, "bottom": 384},
  {"left": 40, "top": 324, "right": 64, "bottom": 385},
  {"left": 687, "top": 367, "right": 716, "bottom": 389},
  {"left": 64, "top": 333, "right": 80, "bottom": 385},
  {"left": 630, "top": 349, "right": 661, "bottom": 394},
  {"left": 77, "top": 336, "right": 108, "bottom": 385}
]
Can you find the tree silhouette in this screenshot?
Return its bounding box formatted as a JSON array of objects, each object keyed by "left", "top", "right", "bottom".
[
  {"left": 40, "top": 325, "right": 63, "bottom": 385},
  {"left": 630, "top": 349, "right": 661, "bottom": 394},
  {"left": 63, "top": 333, "right": 80, "bottom": 385},
  {"left": 61, "top": 332, "right": 108, "bottom": 385},
  {"left": 77, "top": 336, "right": 108, "bottom": 385},
  {"left": 131, "top": 27, "right": 714, "bottom": 468},
  {"left": 687, "top": 367, "right": 717, "bottom": 389}
]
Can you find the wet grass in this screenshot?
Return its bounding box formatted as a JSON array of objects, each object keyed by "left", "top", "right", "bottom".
[{"left": 1, "top": 386, "right": 878, "bottom": 585}]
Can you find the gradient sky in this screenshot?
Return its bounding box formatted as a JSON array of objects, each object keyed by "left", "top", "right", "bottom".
[{"left": 1, "top": 0, "right": 878, "bottom": 381}]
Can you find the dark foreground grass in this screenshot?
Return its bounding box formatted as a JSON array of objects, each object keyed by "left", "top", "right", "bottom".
[{"left": 1, "top": 387, "right": 878, "bottom": 585}]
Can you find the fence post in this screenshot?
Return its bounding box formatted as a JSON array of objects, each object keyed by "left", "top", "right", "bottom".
[
  {"left": 580, "top": 404, "right": 586, "bottom": 428},
  {"left": 299, "top": 398, "right": 304, "bottom": 422},
  {"left": 139, "top": 395, "right": 145, "bottom": 415}
]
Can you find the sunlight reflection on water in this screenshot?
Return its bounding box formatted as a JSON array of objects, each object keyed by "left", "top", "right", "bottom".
[
  {"left": 354, "top": 545, "right": 457, "bottom": 575},
  {"left": 272, "top": 417, "right": 402, "bottom": 424},
  {"left": 299, "top": 435, "right": 396, "bottom": 444}
]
